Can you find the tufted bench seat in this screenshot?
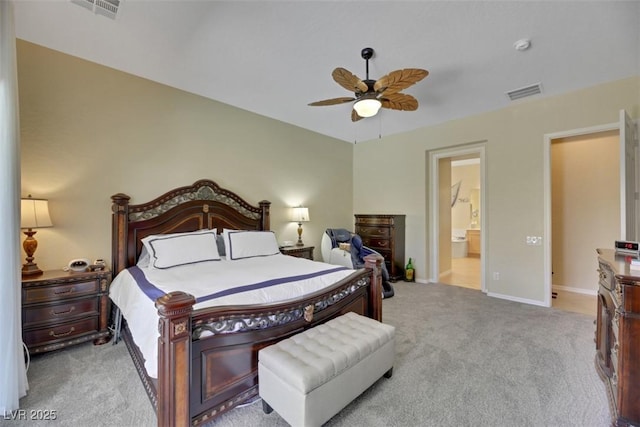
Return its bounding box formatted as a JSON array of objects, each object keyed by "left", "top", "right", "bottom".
[{"left": 258, "top": 312, "right": 395, "bottom": 427}]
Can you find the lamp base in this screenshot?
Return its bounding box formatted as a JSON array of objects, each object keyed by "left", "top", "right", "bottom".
[
  {"left": 22, "top": 228, "right": 43, "bottom": 276},
  {"left": 22, "top": 262, "right": 43, "bottom": 276},
  {"left": 296, "top": 223, "right": 304, "bottom": 246}
]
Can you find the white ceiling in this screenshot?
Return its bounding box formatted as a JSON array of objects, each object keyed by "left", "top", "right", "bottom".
[{"left": 13, "top": 1, "right": 640, "bottom": 143}]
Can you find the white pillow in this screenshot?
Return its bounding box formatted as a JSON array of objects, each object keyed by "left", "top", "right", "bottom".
[
  {"left": 142, "top": 230, "right": 220, "bottom": 269},
  {"left": 224, "top": 230, "right": 280, "bottom": 260},
  {"left": 137, "top": 246, "right": 150, "bottom": 268}
]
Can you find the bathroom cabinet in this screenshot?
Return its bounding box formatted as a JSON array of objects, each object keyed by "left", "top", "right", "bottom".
[{"left": 466, "top": 229, "right": 480, "bottom": 257}]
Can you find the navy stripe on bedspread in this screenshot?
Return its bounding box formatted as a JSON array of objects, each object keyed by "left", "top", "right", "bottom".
[
  {"left": 127, "top": 265, "right": 349, "bottom": 304},
  {"left": 129, "top": 266, "right": 165, "bottom": 301}
]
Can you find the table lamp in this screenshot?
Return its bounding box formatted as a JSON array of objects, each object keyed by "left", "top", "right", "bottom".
[
  {"left": 21, "top": 195, "right": 53, "bottom": 276},
  {"left": 291, "top": 206, "right": 310, "bottom": 247}
]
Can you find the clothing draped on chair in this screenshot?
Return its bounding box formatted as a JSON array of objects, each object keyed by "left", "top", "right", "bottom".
[{"left": 325, "top": 228, "right": 394, "bottom": 298}]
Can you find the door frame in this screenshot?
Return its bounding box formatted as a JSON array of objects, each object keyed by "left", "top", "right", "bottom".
[
  {"left": 427, "top": 142, "right": 486, "bottom": 292},
  {"left": 543, "top": 122, "right": 619, "bottom": 306}
]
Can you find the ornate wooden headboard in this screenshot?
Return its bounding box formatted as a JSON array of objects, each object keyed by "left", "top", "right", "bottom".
[{"left": 111, "top": 179, "right": 271, "bottom": 274}]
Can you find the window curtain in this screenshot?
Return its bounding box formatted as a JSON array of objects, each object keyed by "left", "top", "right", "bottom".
[{"left": 0, "top": 0, "right": 29, "bottom": 415}]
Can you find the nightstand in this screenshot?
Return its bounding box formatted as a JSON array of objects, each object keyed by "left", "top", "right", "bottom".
[
  {"left": 22, "top": 269, "right": 112, "bottom": 355},
  {"left": 280, "top": 246, "right": 314, "bottom": 260}
]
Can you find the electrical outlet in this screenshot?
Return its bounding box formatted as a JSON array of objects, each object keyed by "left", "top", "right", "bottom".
[
  {"left": 493, "top": 272, "right": 500, "bottom": 280},
  {"left": 526, "top": 236, "right": 543, "bottom": 245}
]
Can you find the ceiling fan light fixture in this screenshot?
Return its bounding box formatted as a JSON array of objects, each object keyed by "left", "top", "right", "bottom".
[{"left": 353, "top": 98, "right": 382, "bottom": 118}]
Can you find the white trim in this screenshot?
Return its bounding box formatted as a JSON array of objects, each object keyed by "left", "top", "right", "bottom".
[
  {"left": 452, "top": 158, "right": 480, "bottom": 167},
  {"left": 487, "top": 292, "right": 549, "bottom": 307},
  {"left": 543, "top": 122, "right": 618, "bottom": 310},
  {"left": 427, "top": 142, "right": 487, "bottom": 293},
  {"left": 552, "top": 285, "right": 597, "bottom": 296}
]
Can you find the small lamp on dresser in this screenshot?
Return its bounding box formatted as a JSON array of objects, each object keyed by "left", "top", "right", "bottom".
[
  {"left": 291, "top": 206, "right": 310, "bottom": 247},
  {"left": 20, "top": 195, "right": 53, "bottom": 277}
]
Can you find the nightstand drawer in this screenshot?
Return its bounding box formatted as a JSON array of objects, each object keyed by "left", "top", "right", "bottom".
[
  {"left": 22, "top": 269, "right": 112, "bottom": 354},
  {"left": 280, "top": 246, "right": 314, "bottom": 260},
  {"left": 23, "top": 297, "right": 99, "bottom": 328},
  {"left": 357, "top": 227, "right": 390, "bottom": 238},
  {"left": 23, "top": 279, "right": 99, "bottom": 304},
  {"left": 23, "top": 317, "right": 99, "bottom": 348}
]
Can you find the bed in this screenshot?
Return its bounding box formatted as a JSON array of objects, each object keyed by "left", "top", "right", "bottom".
[{"left": 109, "top": 179, "right": 384, "bottom": 427}]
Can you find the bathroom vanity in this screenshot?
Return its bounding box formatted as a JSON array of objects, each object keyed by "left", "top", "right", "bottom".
[{"left": 466, "top": 229, "right": 480, "bottom": 257}]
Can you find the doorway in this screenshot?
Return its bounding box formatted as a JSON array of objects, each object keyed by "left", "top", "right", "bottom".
[
  {"left": 550, "top": 130, "right": 620, "bottom": 310},
  {"left": 543, "top": 110, "right": 638, "bottom": 307},
  {"left": 440, "top": 156, "right": 481, "bottom": 290},
  {"left": 428, "top": 143, "right": 486, "bottom": 292}
]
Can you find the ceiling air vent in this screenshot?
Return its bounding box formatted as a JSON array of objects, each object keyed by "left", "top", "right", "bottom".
[
  {"left": 71, "top": 0, "right": 120, "bottom": 19},
  {"left": 506, "top": 83, "right": 542, "bottom": 101}
]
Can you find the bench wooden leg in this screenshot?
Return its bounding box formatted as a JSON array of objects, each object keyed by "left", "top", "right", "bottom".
[
  {"left": 384, "top": 367, "right": 393, "bottom": 379},
  {"left": 262, "top": 400, "right": 273, "bottom": 414}
]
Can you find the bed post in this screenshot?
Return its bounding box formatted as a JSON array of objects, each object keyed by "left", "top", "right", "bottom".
[
  {"left": 259, "top": 200, "right": 271, "bottom": 230},
  {"left": 156, "top": 291, "right": 196, "bottom": 427},
  {"left": 363, "top": 254, "right": 384, "bottom": 321},
  {"left": 111, "top": 193, "right": 130, "bottom": 275}
]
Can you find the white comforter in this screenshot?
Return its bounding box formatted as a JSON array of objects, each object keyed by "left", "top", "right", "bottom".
[{"left": 109, "top": 254, "right": 355, "bottom": 378}]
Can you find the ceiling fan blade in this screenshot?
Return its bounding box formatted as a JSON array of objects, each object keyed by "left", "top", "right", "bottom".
[
  {"left": 351, "top": 109, "right": 365, "bottom": 122},
  {"left": 374, "top": 68, "right": 429, "bottom": 94},
  {"left": 308, "top": 97, "right": 355, "bottom": 106},
  {"left": 380, "top": 93, "right": 419, "bottom": 111},
  {"left": 332, "top": 68, "right": 368, "bottom": 94}
]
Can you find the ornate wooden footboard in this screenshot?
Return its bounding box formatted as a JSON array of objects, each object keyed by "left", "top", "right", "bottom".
[{"left": 111, "top": 179, "right": 383, "bottom": 427}]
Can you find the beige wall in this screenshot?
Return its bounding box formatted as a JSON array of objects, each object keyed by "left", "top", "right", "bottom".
[
  {"left": 17, "top": 40, "right": 354, "bottom": 270},
  {"left": 17, "top": 39, "right": 640, "bottom": 306},
  {"left": 551, "top": 131, "right": 620, "bottom": 293},
  {"left": 354, "top": 76, "right": 639, "bottom": 304}
]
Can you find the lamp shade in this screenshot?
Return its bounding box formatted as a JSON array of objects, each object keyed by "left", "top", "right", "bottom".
[
  {"left": 291, "top": 207, "right": 310, "bottom": 222},
  {"left": 21, "top": 196, "right": 53, "bottom": 229},
  {"left": 353, "top": 98, "right": 382, "bottom": 118}
]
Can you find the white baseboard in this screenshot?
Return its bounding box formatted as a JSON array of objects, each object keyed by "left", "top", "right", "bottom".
[
  {"left": 552, "top": 285, "right": 597, "bottom": 296},
  {"left": 486, "top": 291, "right": 550, "bottom": 308}
]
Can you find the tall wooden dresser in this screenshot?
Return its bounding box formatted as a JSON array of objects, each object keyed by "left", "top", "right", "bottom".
[
  {"left": 355, "top": 214, "right": 406, "bottom": 281},
  {"left": 595, "top": 248, "right": 640, "bottom": 426}
]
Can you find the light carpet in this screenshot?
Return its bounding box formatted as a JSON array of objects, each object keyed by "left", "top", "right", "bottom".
[{"left": 2, "top": 281, "right": 610, "bottom": 427}]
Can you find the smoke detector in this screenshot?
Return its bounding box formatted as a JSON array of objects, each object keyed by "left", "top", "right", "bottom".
[{"left": 514, "top": 39, "right": 531, "bottom": 51}]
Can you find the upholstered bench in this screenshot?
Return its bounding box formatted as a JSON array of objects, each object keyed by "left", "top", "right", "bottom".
[{"left": 258, "top": 312, "right": 395, "bottom": 427}]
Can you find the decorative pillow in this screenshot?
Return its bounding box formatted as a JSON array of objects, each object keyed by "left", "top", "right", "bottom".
[
  {"left": 142, "top": 230, "right": 220, "bottom": 269},
  {"left": 224, "top": 230, "right": 280, "bottom": 260}
]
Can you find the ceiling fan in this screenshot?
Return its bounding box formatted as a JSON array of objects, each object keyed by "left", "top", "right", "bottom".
[{"left": 308, "top": 47, "right": 428, "bottom": 122}]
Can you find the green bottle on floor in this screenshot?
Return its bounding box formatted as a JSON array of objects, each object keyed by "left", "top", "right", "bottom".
[{"left": 405, "top": 258, "right": 415, "bottom": 282}]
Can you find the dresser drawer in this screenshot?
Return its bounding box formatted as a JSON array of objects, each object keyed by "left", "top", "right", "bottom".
[
  {"left": 361, "top": 237, "right": 392, "bottom": 250},
  {"left": 23, "top": 297, "right": 99, "bottom": 328},
  {"left": 357, "top": 227, "right": 390, "bottom": 238},
  {"left": 23, "top": 279, "right": 99, "bottom": 304},
  {"left": 369, "top": 248, "right": 392, "bottom": 264},
  {"left": 598, "top": 261, "right": 616, "bottom": 292},
  {"left": 23, "top": 317, "right": 99, "bottom": 348},
  {"left": 356, "top": 217, "right": 395, "bottom": 226}
]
